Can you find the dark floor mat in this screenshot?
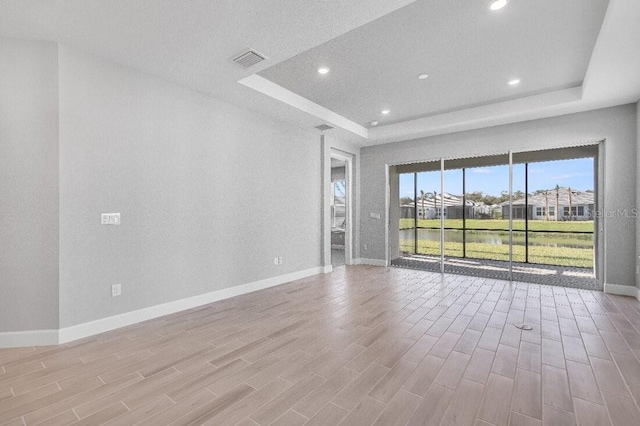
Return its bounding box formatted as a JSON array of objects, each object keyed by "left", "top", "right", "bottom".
[{"left": 390, "top": 255, "right": 600, "bottom": 290}]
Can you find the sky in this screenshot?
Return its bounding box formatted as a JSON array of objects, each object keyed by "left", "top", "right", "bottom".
[{"left": 400, "top": 158, "right": 594, "bottom": 199}]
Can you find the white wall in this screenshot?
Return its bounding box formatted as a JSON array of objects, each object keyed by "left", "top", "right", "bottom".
[
  {"left": 360, "top": 105, "right": 638, "bottom": 288},
  {"left": 56, "top": 46, "right": 323, "bottom": 328},
  {"left": 0, "top": 39, "right": 60, "bottom": 332}
]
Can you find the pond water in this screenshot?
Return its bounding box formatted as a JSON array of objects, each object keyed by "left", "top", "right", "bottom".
[{"left": 399, "top": 228, "right": 593, "bottom": 249}]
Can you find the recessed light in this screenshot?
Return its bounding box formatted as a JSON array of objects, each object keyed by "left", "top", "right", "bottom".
[
  {"left": 417, "top": 73, "right": 429, "bottom": 80},
  {"left": 381, "top": 109, "right": 391, "bottom": 115},
  {"left": 317, "top": 67, "right": 330, "bottom": 74},
  {"left": 489, "top": 0, "right": 507, "bottom": 11},
  {"left": 370, "top": 120, "right": 379, "bottom": 126},
  {"left": 508, "top": 78, "right": 521, "bottom": 86}
]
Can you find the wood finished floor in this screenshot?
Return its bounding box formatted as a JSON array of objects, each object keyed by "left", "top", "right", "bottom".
[{"left": 2, "top": 265, "right": 640, "bottom": 426}]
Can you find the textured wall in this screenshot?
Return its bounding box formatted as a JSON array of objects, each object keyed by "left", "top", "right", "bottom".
[
  {"left": 0, "top": 39, "right": 60, "bottom": 332},
  {"left": 57, "top": 46, "right": 322, "bottom": 328}
]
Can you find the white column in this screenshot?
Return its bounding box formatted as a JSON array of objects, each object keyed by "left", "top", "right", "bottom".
[
  {"left": 441, "top": 158, "right": 445, "bottom": 274},
  {"left": 509, "top": 151, "right": 513, "bottom": 280}
]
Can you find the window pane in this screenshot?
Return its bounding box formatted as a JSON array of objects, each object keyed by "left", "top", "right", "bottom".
[
  {"left": 399, "top": 173, "right": 415, "bottom": 255},
  {"left": 416, "top": 170, "right": 442, "bottom": 256},
  {"left": 527, "top": 157, "right": 595, "bottom": 268}
]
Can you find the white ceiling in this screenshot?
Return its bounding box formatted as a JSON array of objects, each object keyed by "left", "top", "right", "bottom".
[
  {"left": 260, "top": 0, "right": 608, "bottom": 127},
  {"left": 1, "top": 0, "right": 639, "bottom": 147}
]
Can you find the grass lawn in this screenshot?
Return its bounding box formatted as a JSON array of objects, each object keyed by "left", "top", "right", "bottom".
[
  {"left": 400, "top": 240, "right": 593, "bottom": 268},
  {"left": 399, "top": 218, "right": 594, "bottom": 233}
]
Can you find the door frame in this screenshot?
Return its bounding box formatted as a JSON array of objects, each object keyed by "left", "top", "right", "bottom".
[{"left": 330, "top": 151, "right": 353, "bottom": 266}]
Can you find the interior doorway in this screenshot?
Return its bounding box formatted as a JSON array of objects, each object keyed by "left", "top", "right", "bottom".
[{"left": 330, "top": 156, "right": 348, "bottom": 267}]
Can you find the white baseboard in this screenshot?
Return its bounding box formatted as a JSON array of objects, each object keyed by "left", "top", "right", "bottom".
[
  {"left": 323, "top": 265, "right": 333, "bottom": 273},
  {"left": 353, "top": 258, "right": 387, "bottom": 267},
  {"left": 604, "top": 282, "right": 640, "bottom": 300},
  {"left": 1, "top": 266, "right": 323, "bottom": 349}
]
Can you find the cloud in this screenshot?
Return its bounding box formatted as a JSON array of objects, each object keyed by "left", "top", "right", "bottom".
[
  {"left": 550, "top": 173, "right": 584, "bottom": 180},
  {"left": 471, "top": 169, "right": 493, "bottom": 174}
]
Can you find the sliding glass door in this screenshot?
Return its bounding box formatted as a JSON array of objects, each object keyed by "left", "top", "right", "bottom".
[
  {"left": 519, "top": 158, "right": 594, "bottom": 268},
  {"left": 394, "top": 145, "right": 597, "bottom": 278},
  {"left": 398, "top": 162, "right": 442, "bottom": 259}
]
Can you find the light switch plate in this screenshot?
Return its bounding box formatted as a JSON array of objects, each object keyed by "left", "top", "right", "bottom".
[{"left": 101, "top": 213, "right": 121, "bottom": 225}]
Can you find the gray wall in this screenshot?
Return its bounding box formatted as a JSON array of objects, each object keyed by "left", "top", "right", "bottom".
[
  {"left": 637, "top": 100, "right": 640, "bottom": 292},
  {"left": 0, "top": 39, "right": 60, "bottom": 332},
  {"left": 1, "top": 38, "right": 327, "bottom": 334},
  {"left": 361, "top": 105, "right": 638, "bottom": 287},
  {"left": 52, "top": 45, "right": 318, "bottom": 328}
]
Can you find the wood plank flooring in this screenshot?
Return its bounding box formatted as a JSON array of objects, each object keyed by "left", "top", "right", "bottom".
[{"left": 2, "top": 265, "right": 640, "bottom": 425}]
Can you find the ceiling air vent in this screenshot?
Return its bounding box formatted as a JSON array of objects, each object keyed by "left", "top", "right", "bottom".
[
  {"left": 230, "top": 48, "right": 268, "bottom": 69},
  {"left": 315, "top": 124, "right": 334, "bottom": 131}
]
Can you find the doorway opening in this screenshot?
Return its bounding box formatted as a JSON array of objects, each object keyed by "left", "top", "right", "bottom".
[
  {"left": 390, "top": 145, "right": 601, "bottom": 290},
  {"left": 330, "top": 155, "right": 350, "bottom": 268}
]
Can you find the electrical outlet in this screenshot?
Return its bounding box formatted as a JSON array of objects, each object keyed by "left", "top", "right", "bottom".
[
  {"left": 274, "top": 257, "right": 279, "bottom": 265},
  {"left": 111, "top": 283, "right": 122, "bottom": 297},
  {"left": 278, "top": 256, "right": 283, "bottom": 265},
  {"left": 364, "top": 244, "right": 368, "bottom": 251}
]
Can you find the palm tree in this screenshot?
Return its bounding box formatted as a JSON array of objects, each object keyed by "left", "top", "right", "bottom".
[
  {"left": 545, "top": 190, "right": 549, "bottom": 221},
  {"left": 555, "top": 185, "right": 560, "bottom": 221},
  {"left": 568, "top": 187, "right": 573, "bottom": 221},
  {"left": 420, "top": 190, "right": 425, "bottom": 219}
]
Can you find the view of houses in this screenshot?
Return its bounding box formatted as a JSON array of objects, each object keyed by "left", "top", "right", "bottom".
[{"left": 401, "top": 187, "right": 594, "bottom": 221}]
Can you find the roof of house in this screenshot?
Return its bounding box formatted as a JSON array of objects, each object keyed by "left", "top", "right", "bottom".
[
  {"left": 403, "top": 193, "right": 478, "bottom": 208},
  {"left": 502, "top": 188, "right": 594, "bottom": 206}
]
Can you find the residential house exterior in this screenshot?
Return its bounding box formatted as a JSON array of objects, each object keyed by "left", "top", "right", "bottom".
[
  {"left": 501, "top": 188, "right": 594, "bottom": 220},
  {"left": 401, "top": 193, "right": 491, "bottom": 219}
]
